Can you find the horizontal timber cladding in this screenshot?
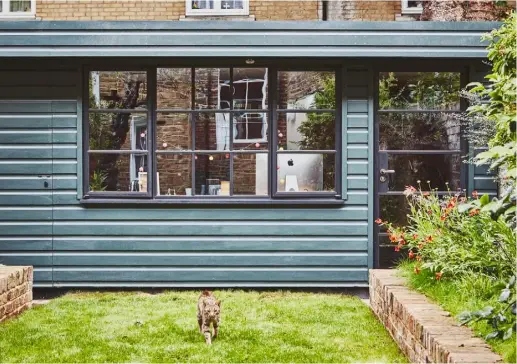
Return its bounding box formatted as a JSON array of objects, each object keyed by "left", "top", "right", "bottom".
[
  {"left": 0, "top": 61, "right": 369, "bottom": 288},
  {"left": 0, "top": 21, "right": 500, "bottom": 58}
]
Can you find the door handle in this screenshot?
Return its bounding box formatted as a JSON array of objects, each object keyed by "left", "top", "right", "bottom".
[{"left": 380, "top": 169, "right": 395, "bottom": 175}]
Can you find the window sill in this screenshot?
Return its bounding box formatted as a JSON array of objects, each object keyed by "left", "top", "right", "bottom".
[
  {"left": 80, "top": 197, "right": 345, "bottom": 207},
  {"left": 179, "top": 15, "right": 255, "bottom": 21},
  {"left": 0, "top": 15, "right": 36, "bottom": 20}
]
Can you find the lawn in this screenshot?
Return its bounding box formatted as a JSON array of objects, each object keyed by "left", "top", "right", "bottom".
[
  {"left": 399, "top": 262, "right": 516, "bottom": 363},
  {"left": 0, "top": 290, "right": 406, "bottom": 363}
]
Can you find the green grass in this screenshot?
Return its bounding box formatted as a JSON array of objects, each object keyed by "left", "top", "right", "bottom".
[
  {"left": 398, "top": 262, "right": 516, "bottom": 363},
  {"left": 0, "top": 290, "right": 406, "bottom": 363}
]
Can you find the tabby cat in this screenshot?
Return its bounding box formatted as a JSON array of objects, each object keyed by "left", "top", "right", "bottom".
[{"left": 197, "top": 290, "right": 221, "bottom": 345}]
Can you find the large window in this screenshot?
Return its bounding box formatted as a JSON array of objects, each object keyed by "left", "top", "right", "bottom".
[
  {"left": 186, "top": 0, "right": 249, "bottom": 16},
  {"left": 84, "top": 66, "right": 341, "bottom": 201},
  {"left": 0, "top": 0, "right": 35, "bottom": 17}
]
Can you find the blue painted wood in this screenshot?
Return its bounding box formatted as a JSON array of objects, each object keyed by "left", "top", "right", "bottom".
[
  {"left": 0, "top": 254, "right": 52, "bottom": 266},
  {"left": 52, "top": 221, "right": 368, "bottom": 236},
  {"left": 52, "top": 237, "right": 368, "bottom": 251},
  {"left": 0, "top": 147, "right": 52, "bottom": 159},
  {"left": 0, "top": 193, "right": 52, "bottom": 206},
  {"left": 53, "top": 268, "right": 368, "bottom": 282},
  {"left": 0, "top": 238, "right": 52, "bottom": 250},
  {"left": 0, "top": 208, "right": 51, "bottom": 220},
  {"left": 0, "top": 22, "right": 497, "bottom": 58},
  {"left": 53, "top": 253, "right": 368, "bottom": 267},
  {"left": 0, "top": 222, "right": 52, "bottom": 235}
]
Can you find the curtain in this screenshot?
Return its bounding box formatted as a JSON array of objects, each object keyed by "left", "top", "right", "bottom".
[{"left": 10, "top": 1, "right": 31, "bottom": 12}]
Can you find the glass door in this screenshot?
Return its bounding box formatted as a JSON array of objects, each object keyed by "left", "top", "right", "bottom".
[{"left": 375, "top": 71, "right": 465, "bottom": 267}]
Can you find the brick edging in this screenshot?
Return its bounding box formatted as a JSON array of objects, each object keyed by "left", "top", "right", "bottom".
[
  {"left": 369, "top": 269, "right": 502, "bottom": 363},
  {"left": 0, "top": 266, "right": 33, "bottom": 323}
]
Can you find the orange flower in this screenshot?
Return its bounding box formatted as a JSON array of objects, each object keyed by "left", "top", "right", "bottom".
[
  {"left": 427, "top": 210, "right": 432, "bottom": 215},
  {"left": 375, "top": 218, "right": 383, "bottom": 225},
  {"left": 404, "top": 186, "right": 417, "bottom": 196},
  {"left": 408, "top": 251, "right": 415, "bottom": 259},
  {"left": 416, "top": 255, "right": 422, "bottom": 261},
  {"left": 435, "top": 272, "right": 443, "bottom": 280},
  {"left": 399, "top": 239, "right": 407, "bottom": 245},
  {"left": 472, "top": 190, "right": 479, "bottom": 199},
  {"left": 394, "top": 245, "right": 401, "bottom": 252},
  {"left": 389, "top": 234, "right": 398, "bottom": 243},
  {"left": 412, "top": 234, "right": 418, "bottom": 240},
  {"left": 414, "top": 266, "right": 421, "bottom": 274},
  {"left": 426, "top": 235, "right": 433, "bottom": 242},
  {"left": 423, "top": 191, "right": 430, "bottom": 197},
  {"left": 418, "top": 244, "right": 424, "bottom": 250},
  {"left": 469, "top": 209, "right": 480, "bottom": 217},
  {"left": 440, "top": 215, "right": 447, "bottom": 221}
]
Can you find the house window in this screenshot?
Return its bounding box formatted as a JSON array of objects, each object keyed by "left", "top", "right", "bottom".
[
  {"left": 401, "top": 0, "right": 423, "bottom": 14},
  {"left": 186, "top": 0, "right": 249, "bottom": 16},
  {"left": 84, "top": 66, "right": 341, "bottom": 201},
  {"left": 0, "top": 0, "right": 35, "bottom": 17}
]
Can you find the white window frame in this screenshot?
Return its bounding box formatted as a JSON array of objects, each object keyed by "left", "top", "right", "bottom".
[
  {"left": 186, "top": 0, "right": 249, "bottom": 16},
  {"left": 401, "top": 0, "right": 423, "bottom": 14},
  {"left": 0, "top": 0, "right": 36, "bottom": 18}
]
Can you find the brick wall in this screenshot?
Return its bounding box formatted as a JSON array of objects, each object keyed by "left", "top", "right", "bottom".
[
  {"left": 0, "top": 266, "right": 33, "bottom": 323},
  {"left": 327, "top": 0, "right": 401, "bottom": 21},
  {"left": 36, "top": 0, "right": 319, "bottom": 21},
  {"left": 369, "top": 270, "right": 502, "bottom": 363}
]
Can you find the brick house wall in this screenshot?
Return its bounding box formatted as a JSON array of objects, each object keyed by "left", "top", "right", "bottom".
[
  {"left": 35, "top": 0, "right": 320, "bottom": 21},
  {"left": 327, "top": 0, "right": 401, "bottom": 21}
]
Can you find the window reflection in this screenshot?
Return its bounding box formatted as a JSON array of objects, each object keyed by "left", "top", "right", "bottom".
[
  {"left": 379, "top": 112, "right": 461, "bottom": 150},
  {"left": 277, "top": 153, "right": 335, "bottom": 193},
  {"left": 379, "top": 72, "right": 460, "bottom": 110}
]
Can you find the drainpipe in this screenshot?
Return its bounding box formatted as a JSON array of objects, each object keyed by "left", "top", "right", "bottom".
[{"left": 322, "top": 0, "right": 328, "bottom": 21}]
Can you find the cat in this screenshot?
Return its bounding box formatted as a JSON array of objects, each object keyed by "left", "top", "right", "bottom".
[{"left": 197, "top": 290, "right": 221, "bottom": 345}]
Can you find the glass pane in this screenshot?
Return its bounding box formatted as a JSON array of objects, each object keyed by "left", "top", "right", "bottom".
[
  {"left": 233, "top": 112, "right": 268, "bottom": 144},
  {"left": 277, "top": 153, "right": 335, "bottom": 193},
  {"left": 89, "top": 71, "right": 147, "bottom": 110},
  {"left": 10, "top": 0, "right": 31, "bottom": 11},
  {"left": 408, "top": 1, "right": 423, "bottom": 8},
  {"left": 156, "top": 113, "right": 191, "bottom": 151},
  {"left": 89, "top": 113, "right": 148, "bottom": 151},
  {"left": 195, "top": 68, "right": 230, "bottom": 109},
  {"left": 233, "top": 68, "right": 268, "bottom": 110},
  {"left": 157, "top": 68, "right": 191, "bottom": 110},
  {"left": 233, "top": 153, "right": 268, "bottom": 196},
  {"left": 221, "top": 0, "right": 243, "bottom": 9},
  {"left": 89, "top": 153, "right": 147, "bottom": 192},
  {"left": 277, "top": 112, "right": 335, "bottom": 151},
  {"left": 379, "top": 195, "right": 411, "bottom": 228},
  {"left": 195, "top": 154, "right": 230, "bottom": 196},
  {"left": 379, "top": 112, "right": 461, "bottom": 151},
  {"left": 386, "top": 154, "right": 462, "bottom": 191},
  {"left": 195, "top": 113, "right": 229, "bottom": 151},
  {"left": 379, "top": 72, "right": 460, "bottom": 110},
  {"left": 156, "top": 154, "right": 192, "bottom": 196},
  {"left": 277, "top": 71, "right": 335, "bottom": 110},
  {"left": 192, "top": 0, "right": 214, "bottom": 9}
]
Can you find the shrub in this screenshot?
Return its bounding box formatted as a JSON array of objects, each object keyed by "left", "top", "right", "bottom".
[{"left": 378, "top": 185, "right": 515, "bottom": 280}]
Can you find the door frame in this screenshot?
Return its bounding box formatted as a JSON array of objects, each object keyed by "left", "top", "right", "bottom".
[{"left": 372, "top": 61, "right": 471, "bottom": 268}]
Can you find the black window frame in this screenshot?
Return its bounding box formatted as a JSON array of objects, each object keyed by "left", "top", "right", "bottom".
[{"left": 82, "top": 64, "right": 343, "bottom": 204}]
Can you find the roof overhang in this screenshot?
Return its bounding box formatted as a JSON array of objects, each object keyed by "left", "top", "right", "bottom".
[{"left": 0, "top": 21, "right": 499, "bottom": 58}]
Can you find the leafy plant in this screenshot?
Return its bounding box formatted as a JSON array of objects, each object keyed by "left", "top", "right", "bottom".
[
  {"left": 466, "top": 12, "right": 516, "bottom": 225},
  {"left": 378, "top": 184, "right": 516, "bottom": 342},
  {"left": 89, "top": 170, "right": 108, "bottom": 192}
]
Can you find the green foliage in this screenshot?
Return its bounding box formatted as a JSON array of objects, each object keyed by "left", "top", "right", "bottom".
[
  {"left": 0, "top": 291, "right": 407, "bottom": 363},
  {"left": 467, "top": 12, "right": 517, "bottom": 224},
  {"left": 89, "top": 170, "right": 108, "bottom": 191},
  {"left": 399, "top": 263, "right": 516, "bottom": 362},
  {"left": 379, "top": 184, "right": 516, "bottom": 343},
  {"left": 297, "top": 75, "right": 336, "bottom": 190}
]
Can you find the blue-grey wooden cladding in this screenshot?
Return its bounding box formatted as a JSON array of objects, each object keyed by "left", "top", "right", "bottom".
[
  {"left": 0, "top": 21, "right": 499, "bottom": 58},
  {"left": 0, "top": 64, "right": 373, "bottom": 288}
]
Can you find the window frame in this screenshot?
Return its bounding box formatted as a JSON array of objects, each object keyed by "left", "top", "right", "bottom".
[
  {"left": 82, "top": 64, "right": 342, "bottom": 203},
  {"left": 186, "top": 0, "right": 249, "bottom": 16},
  {"left": 401, "top": 0, "right": 423, "bottom": 14},
  {"left": 0, "top": 0, "right": 35, "bottom": 18}
]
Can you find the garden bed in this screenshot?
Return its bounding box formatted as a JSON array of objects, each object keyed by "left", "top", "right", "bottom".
[
  {"left": 0, "top": 290, "right": 406, "bottom": 363},
  {"left": 370, "top": 269, "right": 503, "bottom": 363}
]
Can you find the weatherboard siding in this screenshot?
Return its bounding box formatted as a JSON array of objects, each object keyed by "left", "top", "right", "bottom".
[{"left": 0, "top": 64, "right": 372, "bottom": 288}]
